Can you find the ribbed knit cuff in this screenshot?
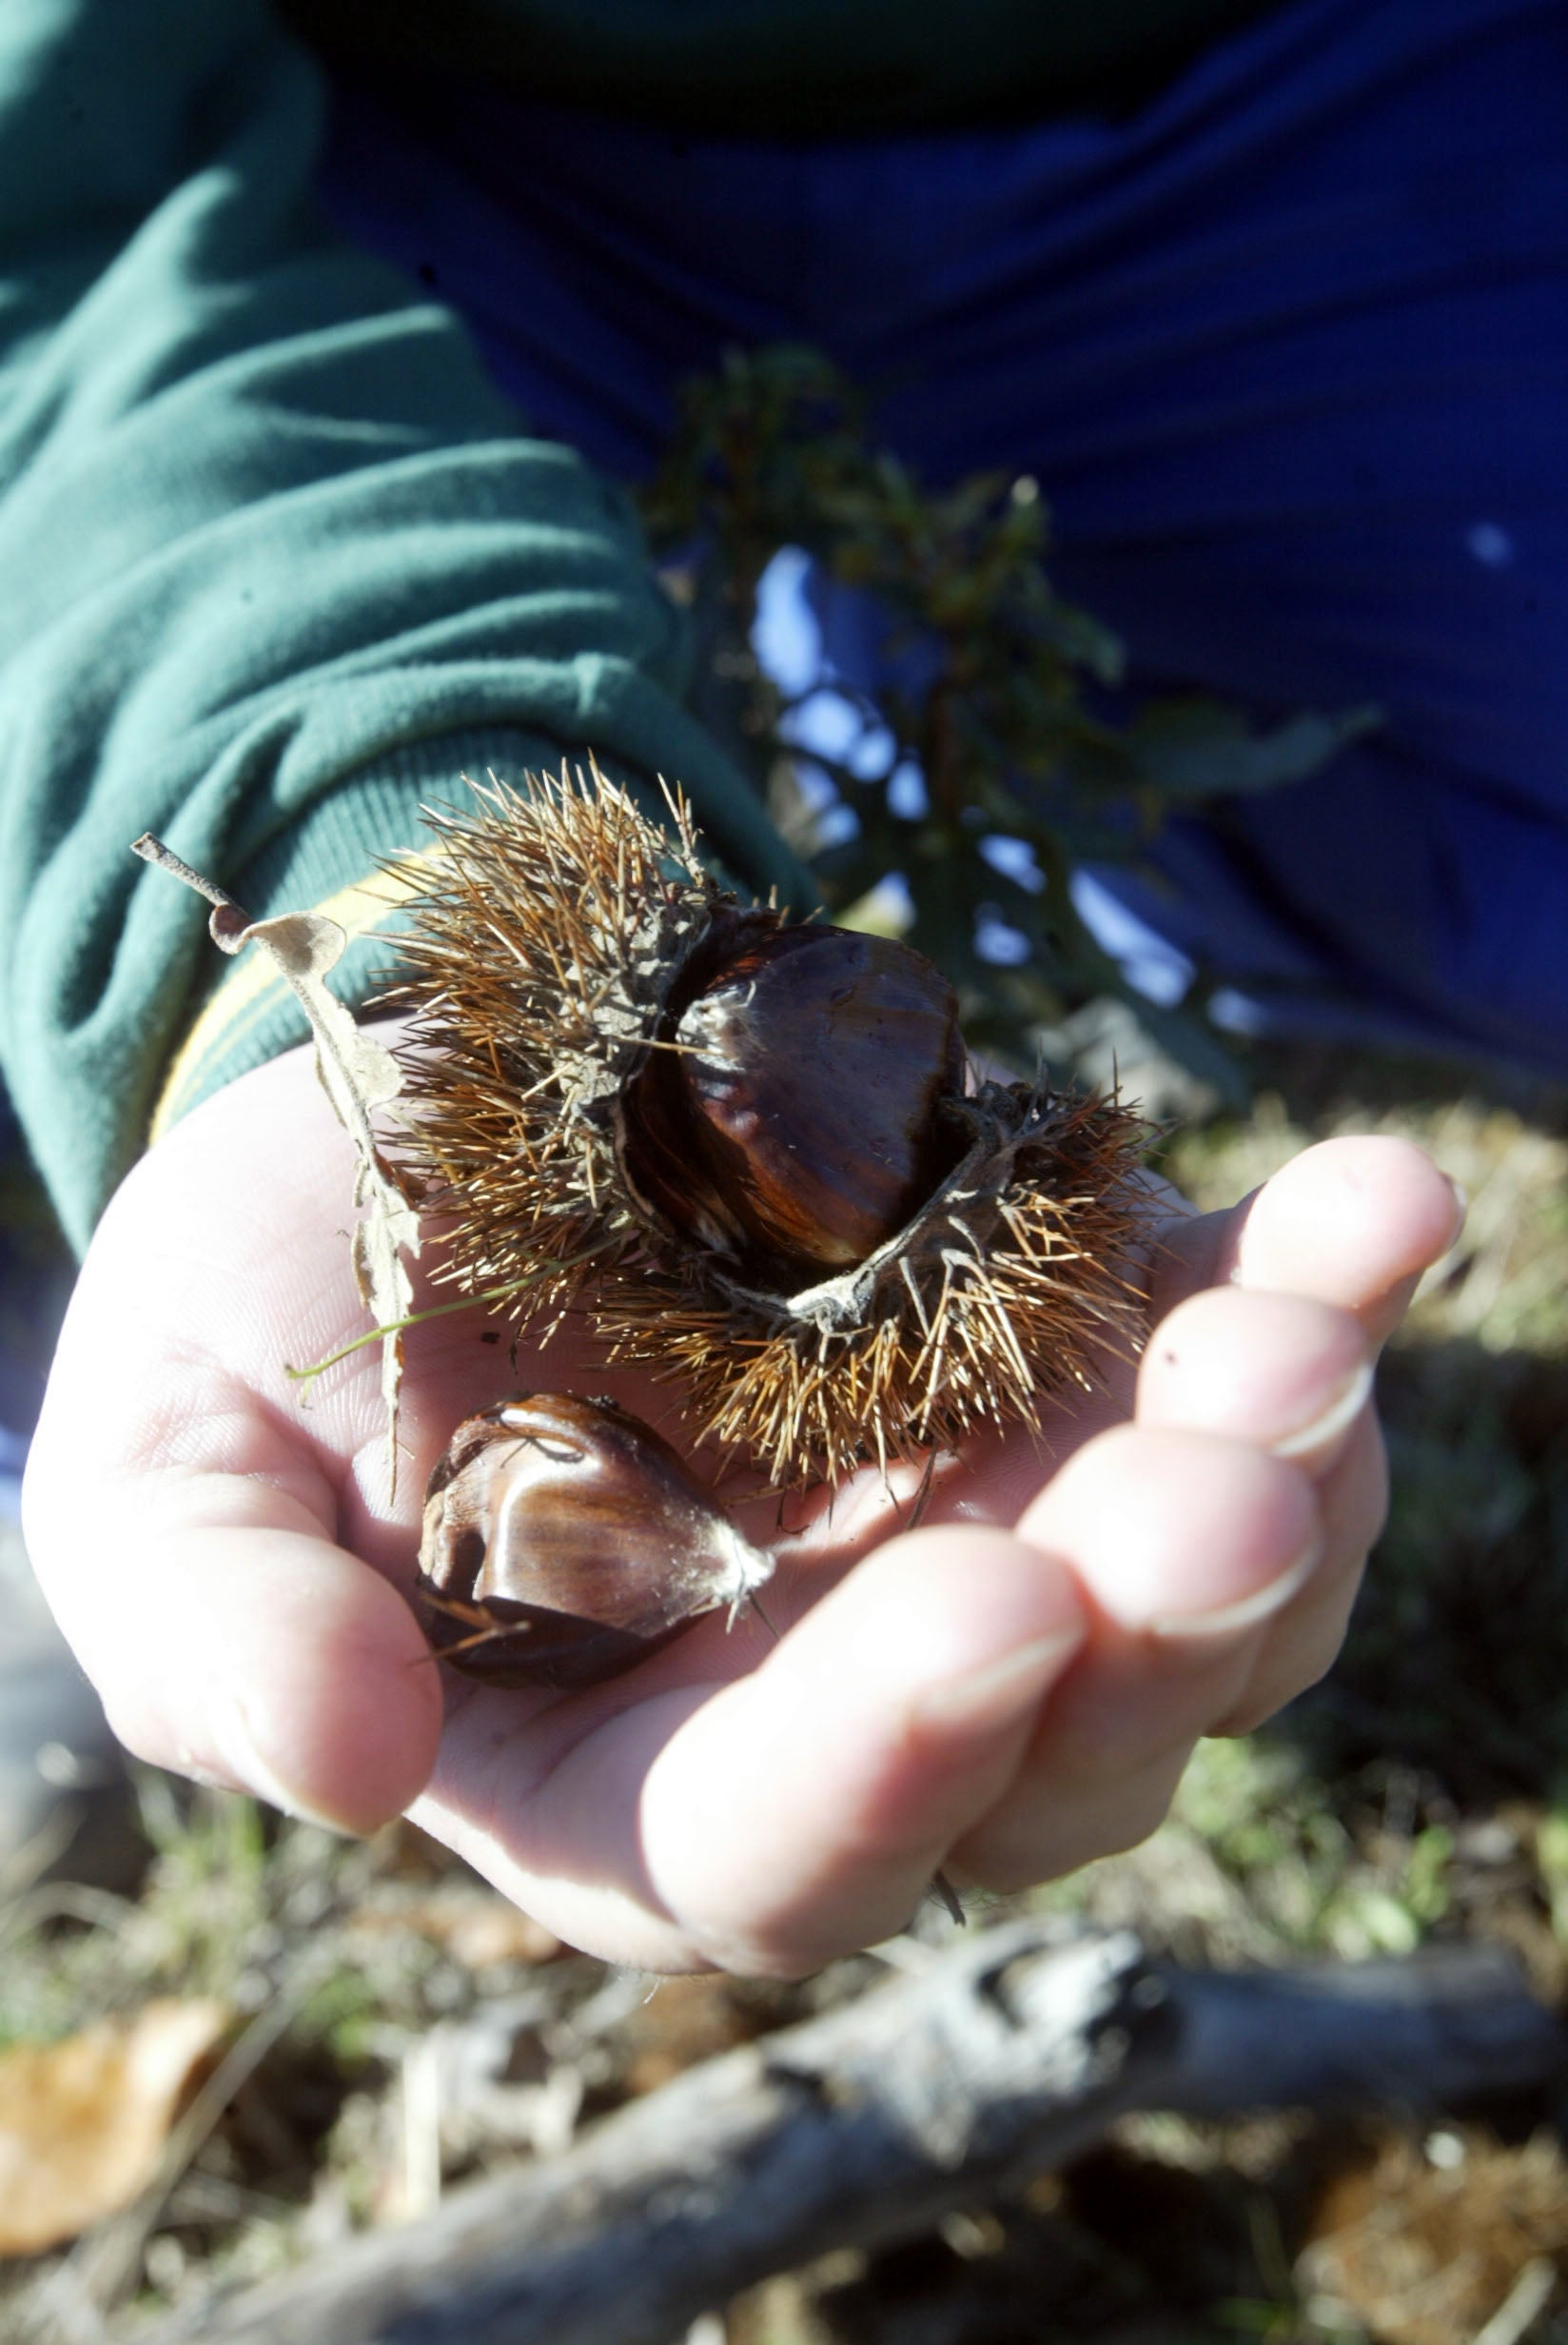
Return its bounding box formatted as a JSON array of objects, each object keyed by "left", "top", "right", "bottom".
[
  {"left": 152, "top": 728, "right": 645, "bottom": 1136},
  {"left": 149, "top": 726, "right": 806, "bottom": 1139}
]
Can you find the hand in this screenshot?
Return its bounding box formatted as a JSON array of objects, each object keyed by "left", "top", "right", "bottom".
[{"left": 24, "top": 1040, "right": 1462, "bottom": 1974}]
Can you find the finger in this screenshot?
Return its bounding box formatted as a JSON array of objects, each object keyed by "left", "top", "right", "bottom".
[
  {"left": 956, "top": 1743, "right": 1196, "bottom": 1889},
  {"left": 1154, "top": 1135, "right": 1464, "bottom": 1348},
  {"left": 24, "top": 1458, "right": 442, "bottom": 1835},
  {"left": 1138, "top": 1287, "right": 1374, "bottom": 1478},
  {"left": 1020, "top": 1424, "right": 1322, "bottom": 1636},
  {"left": 948, "top": 1426, "right": 1321, "bottom": 1888},
  {"left": 624, "top": 1526, "right": 1090, "bottom": 1975},
  {"left": 1132, "top": 1288, "right": 1387, "bottom": 1741},
  {"left": 1209, "top": 1407, "right": 1387, "bottom": 1736}
]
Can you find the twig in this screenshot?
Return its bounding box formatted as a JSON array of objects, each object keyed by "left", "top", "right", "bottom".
[
  {"left": 1471, "top": 2256, "right": 1558, "bottom": 2345},
  {"left": 147, "top": 1922, "right": 1565, "bottom": 2345}
]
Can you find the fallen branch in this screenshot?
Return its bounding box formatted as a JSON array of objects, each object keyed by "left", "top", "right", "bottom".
[{"left": 151, "top": 1921, "right": 1564, "bottom": 2345}]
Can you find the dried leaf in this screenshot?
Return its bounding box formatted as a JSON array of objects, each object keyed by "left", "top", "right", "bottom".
[
  {"left": 348, "top": 1886, "right": 562, "bottom": 1969},
  {"left": 0, "top": 1999, "right": 230, "bottom": 2255},
  {"left": 131, "top": 836, "right": 419, "bottom": 1487}
]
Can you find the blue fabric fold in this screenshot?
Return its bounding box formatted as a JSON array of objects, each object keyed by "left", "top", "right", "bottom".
[{"left": 310, "top": 0, "right": 1564, "bottom": 1074}]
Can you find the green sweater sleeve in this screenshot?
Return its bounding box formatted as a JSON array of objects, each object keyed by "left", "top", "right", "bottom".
[{"left": 0, "top": 0, "right": 809, "bottom": 1253}]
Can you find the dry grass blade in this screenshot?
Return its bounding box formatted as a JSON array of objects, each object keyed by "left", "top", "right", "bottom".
[{"left": 129, "top": 835, "right": 419, "bottom": 1488}]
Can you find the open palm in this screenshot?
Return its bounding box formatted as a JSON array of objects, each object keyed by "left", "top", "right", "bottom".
[{"left": 25, "top": 1038, "right": 1460, "bottom": 1974}]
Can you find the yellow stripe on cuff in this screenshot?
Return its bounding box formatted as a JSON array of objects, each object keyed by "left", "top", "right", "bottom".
[{"left": 149, "top": 854, "right": 440, "bottom": 1145}]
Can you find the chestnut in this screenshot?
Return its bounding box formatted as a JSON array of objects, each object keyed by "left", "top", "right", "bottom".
[
  {"left": 624, "top": 925, "right": 967, "bottom": 1280},
  {"left": 417, "top": 1394, "right": 774, "bottom": 1687}
]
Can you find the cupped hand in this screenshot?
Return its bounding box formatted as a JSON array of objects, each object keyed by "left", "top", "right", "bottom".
[{"left": 23, "top": 1040, "right": 1462, "bottom": 1974}]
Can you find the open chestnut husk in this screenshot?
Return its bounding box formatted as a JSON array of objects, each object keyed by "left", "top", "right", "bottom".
[
  {"left": 387, "top": 766, "right": 1150, "bottom": 1487},
  {"left": 418, "top": 1394, "right": 774, "bottom": 1688}
]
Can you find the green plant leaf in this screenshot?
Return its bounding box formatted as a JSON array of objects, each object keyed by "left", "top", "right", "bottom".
[{"left": 1128, "top": 699, "right": 1382, "bottom": 803}]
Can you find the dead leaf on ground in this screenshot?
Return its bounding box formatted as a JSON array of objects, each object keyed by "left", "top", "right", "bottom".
[
  {"left": 348, "top": 1886, "right": 563, "bottom": 1970},
  {"left": 618, "top": 1974, "right": 775, "bottom": 2096},
  {"left": 0, "top": 1999, "right": 231, "bottom": 2256},
  {"left": 1302, "top": 2126, "right": 1568, "bottom": 2345}
]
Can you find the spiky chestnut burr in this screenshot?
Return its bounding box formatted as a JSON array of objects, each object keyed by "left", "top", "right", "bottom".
[{"left": 385, "top": 765, "right": 1151, "bottom": 1488}]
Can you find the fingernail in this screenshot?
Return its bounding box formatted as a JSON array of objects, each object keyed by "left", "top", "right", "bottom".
[
  {"left": 914, "top": 1627, "right": 1083, "bottom": 1735},
  {"left": 1270, "top": 1358, "right": 1375, "bottom": 1462},
  {"left": 208, "top": 1691, "right": 362, "bottom": 1836},
  {"left": 1147, "top": 1537, "right": 1322, "bottom": 1643}
]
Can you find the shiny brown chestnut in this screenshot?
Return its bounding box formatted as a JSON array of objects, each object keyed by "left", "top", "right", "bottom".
[
  {"left": 624, "top": 924, "right": 967, "bottom": 1280},
  {"left": 417, "top": 1394, "right": 774, "bottom": 1687}
]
